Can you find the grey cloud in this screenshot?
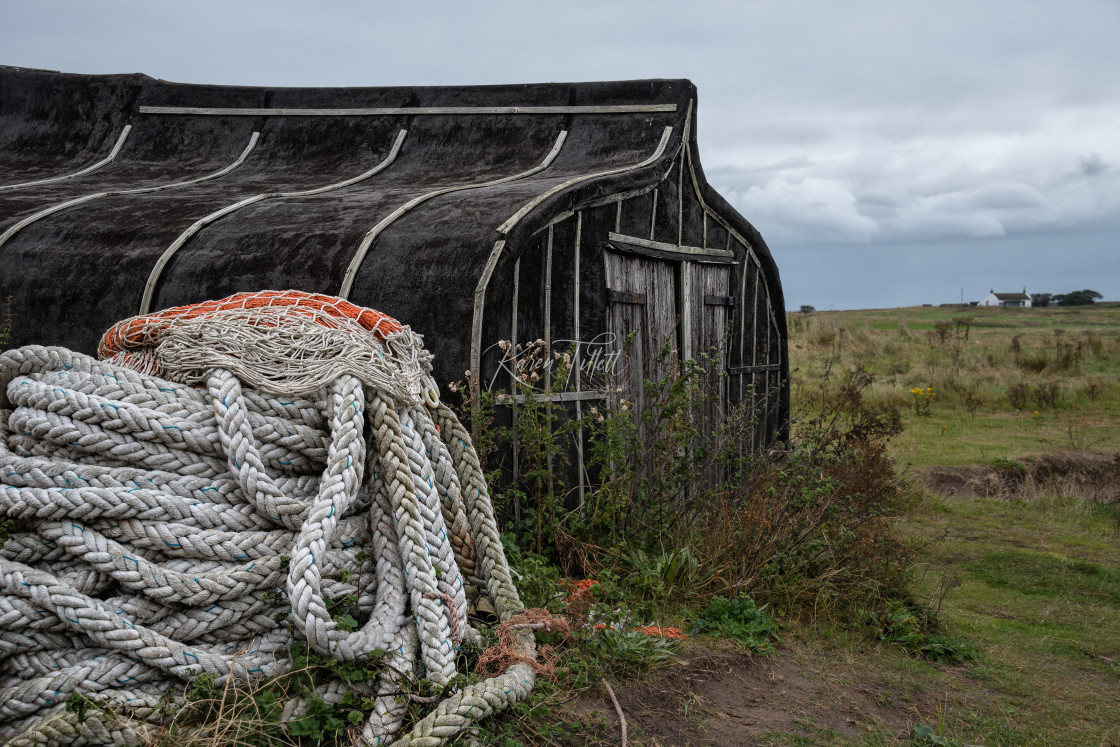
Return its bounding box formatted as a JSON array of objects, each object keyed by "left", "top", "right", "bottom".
[{"left": 1080, "top": 152, "right": 1108, "bottom": 177}]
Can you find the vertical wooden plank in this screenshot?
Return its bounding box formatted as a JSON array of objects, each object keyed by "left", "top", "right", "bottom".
[
  {"left": 544, "top": 225, "right": 553, "bottom": 390},
  {"left": 677, "top": 148, "right": 685, "bottom": 247},
  {"left": 752, "top": 264, "right": 760, "bottom": 368},
  {"left": 693, "top": 264, "right": 730, "bottom": 483},
  {"left": 764, "top": 305, "right": 773, "bottom": 443},
  {"left": 680, "top": 260, "right": 692, "bottom": 362},
  {"left": 511, "top": 259, "right": 520, "bottom": 389},
  {"left": 544, "top": 225, "right": 554, "bottom": 500},
  {"left": 605, "top": 250, "right": 679, "bottom": 478},
  {"left": 573, "top": 212, "right": 584, "bottom": 508},
  {"left": 511, "top": 259, "right": 520, "bottom": 494},
  {"left": 750, "top": 370, "right": 758, "bottom": 454},
  {"left": 752, "top": 264, "right": 762, "bottom": 454},
  {"left": 739, "top": 255, "right": 748, "bottom": 404}
]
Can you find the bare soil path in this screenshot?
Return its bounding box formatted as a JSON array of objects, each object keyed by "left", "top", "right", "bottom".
[{"left": 572, "top": 642, "right": 943, "bottom": 746}]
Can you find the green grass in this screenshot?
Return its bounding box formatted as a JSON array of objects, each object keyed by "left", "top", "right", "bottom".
[
  {"left": 895, "top": 487, "right": 1120, "bottom": 746},
  {"left": 790, "top": 304, "right": 1120, "bottom": 467},
  {"left": 713, "top": 304, "right": 1120, "bottom": 746}
]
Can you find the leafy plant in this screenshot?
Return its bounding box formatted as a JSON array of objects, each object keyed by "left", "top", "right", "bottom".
[
  {"left": 1032, "top": 381, "right": 1061, "bottom": 409},
  {"left": 690, "top": 594, "right": 780, "bottom": 654},
  {"left": 870, "top": 602, "right": 978, "bottom": 664}
]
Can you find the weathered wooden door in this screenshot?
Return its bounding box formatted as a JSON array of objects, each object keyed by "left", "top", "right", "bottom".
[
  {"left": 686, "top": 262, "right": 733, "bottom": 433},
  {"left": 604, "top": 250, "right": 679, "bottom": 417}
]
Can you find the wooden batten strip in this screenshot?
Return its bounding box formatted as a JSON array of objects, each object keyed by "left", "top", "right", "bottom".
[
  {"left": 511, "top": 258, "right": 520, "bottom": 489},
  {"left": 511, "top": 259, "right": 520, "bottom": 389},
  {"left": 139, "top": 129, "right": 405, "bottom": 314},
  {"left": 3, "top": 131, "right": 260, "bottom": 259},
  {"left": 544, "top": 225, "right": 554, "bottom": 391},
  {"left": 739, "top": 252, "right": 749, "bottom": 367},
  {"left": 680, "top": 260, "right": 692, "bottom": 361},
  {"left": 752, "top": 268, "right": 760, "bottom": 367},
  {"left": 532, "top": 158, "right": 677, "bottom": 234},
  {"left": 763, "top": 316, "right": 772, "bottom": 436},
  {"left": 573, "top": 211, "right": 585, "bottom": 507},
  {"left": 340, "top": 130, "right": 568, "bottom": 299},
  {"left": 544, "top": 225, "right": 555, "bottom": 492},
  {"left": 606, "top": 232, "right": 734, "bottom": 263},
  {"left": 0, "top": 125, "right": 132, "bottom": 192},
  {"left": 503, "top": 390, "right": 608, "bottom": 403},
  {"left": 139, "top": 104, "right": 677, "bottom": 116}
]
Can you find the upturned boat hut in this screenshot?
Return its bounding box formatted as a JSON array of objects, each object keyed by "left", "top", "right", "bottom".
[{"left": 0, "top": 67, "right": 788, "bottom": 482}]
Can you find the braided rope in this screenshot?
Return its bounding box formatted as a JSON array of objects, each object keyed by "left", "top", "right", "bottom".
[{"left": 0, "top": 337, "right": 536, "bottom": 746}]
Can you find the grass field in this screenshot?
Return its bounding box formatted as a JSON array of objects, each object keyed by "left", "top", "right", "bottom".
[
  {"left": 788, "top": 304, "right": 1120, "bottom": 467},
  {"left": 758, "top": 304, "right": 1120, "bottom": 746}
]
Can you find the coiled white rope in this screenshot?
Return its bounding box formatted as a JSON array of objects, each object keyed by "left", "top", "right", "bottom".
[{"left": 0, "top": 344, "right": 533, "bottom": 746}]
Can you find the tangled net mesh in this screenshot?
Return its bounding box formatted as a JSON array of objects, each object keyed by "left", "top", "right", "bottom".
[
  {"left": 99, "top": 290, "right": 436, "bottom": 402},
  {"left": 0, "top": 290, "right": 536, "bottom": 746}
]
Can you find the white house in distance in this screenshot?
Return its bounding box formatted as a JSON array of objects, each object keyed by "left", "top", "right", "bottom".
[{"left": 981, "top": 288, "right": 1032, "bottom": 307}]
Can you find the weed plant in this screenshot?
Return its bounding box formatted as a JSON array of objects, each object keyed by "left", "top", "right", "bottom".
[
  {"left": 689, "top": 594, "right": 780, "bottom": 654},
  {"left": 471, "top": 338, "right": 914, "bottom": 627}
]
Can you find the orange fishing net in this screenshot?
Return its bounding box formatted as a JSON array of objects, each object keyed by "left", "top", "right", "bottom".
[
  {"left": 98, "top": 290, "right": 434, "bottom": 401},
  {"left": 474, "top": 609, "right": 571, "bottom": 678},
  {"left": 633, "top": 626, "right": 688, "bottom": 640},
  {"left": 99, "top": 290, "right": 403, "bottom": 359}
]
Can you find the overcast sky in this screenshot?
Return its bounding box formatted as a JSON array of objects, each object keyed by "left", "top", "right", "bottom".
[{"left": 3, "top": 0, "right": 1116, "bottom": 309}]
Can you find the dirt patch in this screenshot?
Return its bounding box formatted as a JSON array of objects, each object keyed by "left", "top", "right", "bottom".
[
  {"left": 570, "top": 643, "right": 933, "bottom": 746},
  {"left": 925, "top": 450, "right": 1120, "bottom": 501}
]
